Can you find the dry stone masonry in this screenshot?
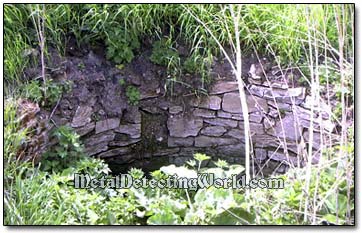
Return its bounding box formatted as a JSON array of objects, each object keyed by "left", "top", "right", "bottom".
[{"left": 52, "top": 51, "right": 338, "bottom": 176}]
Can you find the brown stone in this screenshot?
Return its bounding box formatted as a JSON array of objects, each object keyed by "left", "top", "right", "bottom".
[{"left": 71, "top": 106, "right": 93, "bottom": 128}]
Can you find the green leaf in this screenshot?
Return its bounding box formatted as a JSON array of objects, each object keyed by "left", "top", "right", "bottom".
[
  {"left": 147, "top": 209, "right": 181, "bottom": 225},
  {"left": 210, "top": 207, "right": 255, "bottom": 225}
]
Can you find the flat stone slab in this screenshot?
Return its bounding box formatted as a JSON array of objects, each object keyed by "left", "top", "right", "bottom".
[
  {"left": 168, "top": 137, "right": 194, "bottom": 147},
  {"left": 193, "top": 108, "right": 216, "bottom": 118},
  {"left": 201, "top": 126, "right": 227, "bottom": 136},
  {"left": 195, "top": 136, "right": 239, "bottom": 147},
  {"left": 169, "top": 106, "right": 183, "bottom": 114},
  {"left": 268, "top": 114, "right": 303, "bottom": 141},
  {"left": 210, "top": 81, "right": 239, "bottom": 94},
  {"left": 84, "top": 131, "right": 115, "bottom": 146},
  {"left": 95, "top": 118, "right": 120, "bottom": 134},
  {"left": 116, "top": 124, "right": 141, "bottom": 139},
  {"left": 167, "top": 116, "right": 203, "bottom": 138},
  {"left": 71, "top": 106, "right": 93, "bottom": 128},
  {"left": 109, "top": 138, "right": 141, "bottom": 147},
  {"left": 98, "top": 147, "right": 132, "bottom": 159},
  {"left": 190, "top": 96, "right": 221, "bottom": 110},
  {"left": 222, "top": 92, "right": 268, "bottom": 114},
  {"left": 204, "top": 118, "right": 238, "bottom": 128},
  {"left": 75, "top": 122, "right": 95, "bottom": 136}
]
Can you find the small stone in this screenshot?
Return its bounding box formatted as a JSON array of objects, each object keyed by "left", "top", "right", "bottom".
[
  {"left": 167, "top": 116, "right": 203, "bottom": 138},
  {"left": 254, "top": 149, "right": 267, "bottom": 161},
  {"left": 95, "top": 118, "right": 120, "bottom": 134},
  {"left": 217, "top": 144, "right": 245, "bottom": 157},
  {"left": 169, "top": 106, "right": 183, "bottom": 114},
  {"left": 217, "top": 111, "right": 233, "bottom": 119},
  {"left": 193, "top": 108, "right": 215, "bottom": 118},
  {"left": 239, "top": 122, "right": 265, "bottom": 135},
  {"left": 116, "top": 124, "right": 141, "bottom": 139},
  {"left": 168, "top": 137, "right": 194, "bottom": 147},
  {"left": 204, "top": 118, "right": 238, "bottom": 128},
  {"left": 263, "top": 117, "right": 276, "bottom": 130},
  {"left": 210, "top": 81, "right": 239, "bottom": 94},
  {"left": 71, "top": 106, "right": 93, "bottom": 128},
  {"left": 267, "top": 114, "right": 303, "bottom": 141},
  {"left": 249, "top": 112, "right": 264, "bottom": 123}
]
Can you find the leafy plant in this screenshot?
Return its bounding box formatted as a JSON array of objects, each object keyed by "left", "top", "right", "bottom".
[
  {"left": 105, "top": 27, "right": 140, "bottom": 64},
  {"left": 41, "top": 126, "right": 85, "bottom": 173},
  {"left": 126, "top": 85, "right": 140, "bottom": 106}
]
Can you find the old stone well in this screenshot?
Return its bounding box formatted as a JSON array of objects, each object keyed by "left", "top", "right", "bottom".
[{"left": 50, "top": 48, "right": 338, "bottom": 176}]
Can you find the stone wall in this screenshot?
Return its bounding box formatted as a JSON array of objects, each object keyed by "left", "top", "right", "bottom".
[{"left": 52, "top": 51, "right": 337, "bottom": 176}]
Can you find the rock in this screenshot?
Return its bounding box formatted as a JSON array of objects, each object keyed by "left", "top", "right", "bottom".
[
  {"left": 75, "top": 122, "right": 95, "bottom": 136},
  {"left": 95, "top": 118, "right": 120, "bottom": 134},
  {"left": 116, "top": 124, "right": 141, "bottom": 139},
  {"left": 123, "top": 107, "right": 141, "bottom": 124},
  {"left": 217, "top": 144, "right": 245, "bottom": 157},
  {"left": 217, "top": 111, "right": 233, "bottom": 119},
  {"left": 195, "top": 136, "right": 239, "bottom": 147},
  {"left": 267, "top": 101, "right": 292, "bottom": 112},
  {"left": 263, "top": 117, "right": 276, "bottom": 130},
  {"left": 249, "top": 112, "right": 264, "bottom": 123},
  {"left": 71, "top": 106, "right": 93, "bottom": 127},
  {"left": 84, "top": 131, "right": 115, "bottom": 146},
  {"left": 268, "top": 150, "right": 301, "bottom": 167},
  {"left": 226, "top": 129, "right": 243, "bottom": 139},
  {"left": 98, "top": 147, "right": 132, "bottom": 159},
  {"left": 140, "top": 89, "right": 160, "bottom": 100},
  {"left": 109, "top": 138, "right": 141, "bottom": 147},
  {"left": 168, "top": 137, "right": 194, "bottom": 147},
  {"left": 167, "top": 116, "right": 203, "bottom": 138},
  {"left": 222, "top": 92, "right": 268, "bottom": 114},
  {"left": 193, "top": 108, "right": 215, "bottom": 118},
  {"left": 190, "top": 96, "right": 221, "bottom": 110},
  {"left": 201, "top": 126, "right": 227, "bottom": 136},
  {"left": 85, "top": 142, "right": 108, "bottom": 156},
  {"left": 267, "top": 114, "right": 302, "bottom": 141},
  {"left": 254, "top": 149, "right": 267, "bottom": 161},
  {"left": 204, "top": 118, "right": 238, "bottom": 128},
  {"left": 210, "top": 81, "right": 239, "bottom": 94},
  {"left": 169, "top": 106, "right": 183, "bottom": 114},
  {"left": 239, "top": 122, "right": 265, "bottom": 135}
]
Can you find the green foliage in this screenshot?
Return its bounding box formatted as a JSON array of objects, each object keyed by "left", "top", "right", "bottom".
[
  {"left": 150, "top": 40, "right": 180, "bottom": 67},
  {"left": 105, "top": 27, "right": 140, "bottom": 64},
  {"left": 126, "top": 85, "right": 140, "bottom": 106},
  {"left": 23, "top": 79, "right": 72, "bottom": 108},
  {"left": 41, "top": 126, "right": 85, "bottom": 173}
]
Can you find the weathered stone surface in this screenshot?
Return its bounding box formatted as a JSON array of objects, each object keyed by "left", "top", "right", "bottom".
[
  {"left": 75, "top": 122, "right": 95, "bottom": 136},
  {"left": 195, "top": 136, "right": 239, "bottom": 147},
  {"left": 268, "top": 115, "right": 302, "bottom": 141},
  {"left": 222, "top": 93, "right": 268, "bottom": 114},
  {"left": 123, "top": 106, "right": 141, "bottom": 124},
  {"left": 85, "top": 142, "right": 108, "bottom": 156},
  {"left": 167, "top": 116, "right": 203, "bottom": 138},
  {"left": 227, "top": 129, "right": 243, "bottom": 139},
  {"left": 201, "top": 126, "right": 227, "bottom": 136},
  {"left": 263, "top": 117, "right": 276, "bottom": 130},
  {"left": 84, "top": 131, "right": 115, "bottom": 147},
  {"left": 71, "top": 106, "right": 93, "bottom": 127},
  {"left": 95, "top": 118, "right": 120, "bottom": 134},
  {"left": 249, "top": 112, "right": 264, "bottom": 123},
  {"left": 254, "top": 148, "right": 267, "bottom": 161},
  {"left": 168, "top": 137, "right": 194, "bottom": 147},
  {"left": 190, "top": 96, "right": 221, "bottom": 110},
  {"left": 239, "top": 122, "right": 265, "bottom": 135},
  {"left": 169, "top": 106, "right": 183, "bottom": 114},
  {"left": 267, "top": 101, "right": 292, "bottom": 112},
  {"left": 98, "top": 147, "right": 131, "bottom": 159},
  {"left": 217, "top": 144, "right": 245, "bottom": 157},
  {"left": 116, "top": 124, "right": 141, "bottom": 139},
  {"left": 109, "top": 138, "right": 141, "bottom": 147},
  {"left": 210, "top": 81, "right": 239, "bottom": 94},
  {"left": 204, "top": 118, "right": 238, "bottom": 128},
  {"left": 268, "top": 150, "right": 301, "bottom": 166},
  {"left": 193, "top": 108, "right": 215, "bottom": 118}
]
